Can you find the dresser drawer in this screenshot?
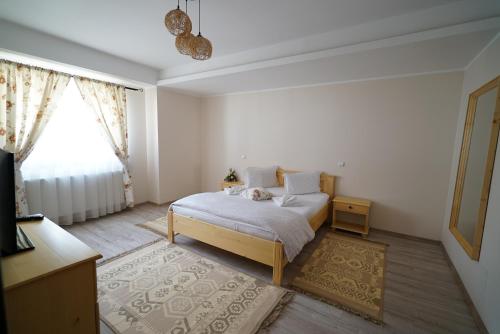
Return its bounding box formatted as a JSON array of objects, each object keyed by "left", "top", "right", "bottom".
[{"left": 334, "top": 202, "right": 369, "bottom": 215}]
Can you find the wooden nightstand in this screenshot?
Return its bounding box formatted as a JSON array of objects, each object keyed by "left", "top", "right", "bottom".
[
  {"left": 332, "top": 196, "right": 372, "bottom": 237},
  {"left": 220, "top": 181, "right": 244, "bottom": 190}
]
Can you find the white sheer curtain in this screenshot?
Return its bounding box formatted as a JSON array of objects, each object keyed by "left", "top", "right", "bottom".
[{"left": 21, "top": 79, "right": 125, "bottom": 225}]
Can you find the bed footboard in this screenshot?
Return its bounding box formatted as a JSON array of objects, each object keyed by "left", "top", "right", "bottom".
[
  {"left": 167, "top": 207, "right": 286, "bottom": 285},
  {"left": 167, "top": 208, "right": 175, "bottom": 243}
]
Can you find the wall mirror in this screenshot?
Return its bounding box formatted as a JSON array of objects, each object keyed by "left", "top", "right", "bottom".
[{"left": 450, "top": 76, "right": 500, "bottom": 260}]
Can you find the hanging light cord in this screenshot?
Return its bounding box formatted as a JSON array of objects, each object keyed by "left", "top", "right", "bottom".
[
  {"left": 198, "top": 0, "right": 201, "bottom": 36},
  {"left": 185, "top": 0, "right": 188, "bottom": 14},
  {"left": 177, "top": 0, "right": 180, "bottom": 9}
]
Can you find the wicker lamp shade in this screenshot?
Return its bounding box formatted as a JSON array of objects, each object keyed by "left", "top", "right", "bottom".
[
  {"left": 164, "top": 7, "right": 192, "bottom": 36},
  {"left": 175, "top": 33, "right": 194, "bottom": 55},
  {"left": 190, "top": 33, "right": 212, "bottom": 60},
  {"left": 165, "top": 0, "right": 212, "bottom": 60}
]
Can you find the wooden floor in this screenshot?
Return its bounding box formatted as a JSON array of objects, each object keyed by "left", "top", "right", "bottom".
[{"left": 64, "top": 203, "right": 480, "bottom": 334}]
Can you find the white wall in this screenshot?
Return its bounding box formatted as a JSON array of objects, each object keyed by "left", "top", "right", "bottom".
[
  {"left": 0, "top": 19, "right": 158, "bottom": 85},
  {"left": 200, "top": 72, "right": 464, "bottom": 240},
  {"left": 441, "top": 35, "right": 500, "bottom": 333},
  {"left": 156, "top": 89, "right": 202, "bottom": 203},
  {"left": 126, "top": 90, "right": 149, "bottom": 204},
  {"left": 129, "top": 87, "right": 203, "bottom": 205},
  {"left": 130, "top": 87, "right": 204, "bottom": 206},
  {"left": 145, "top": 87, "right": 161, "bottom": 204}
]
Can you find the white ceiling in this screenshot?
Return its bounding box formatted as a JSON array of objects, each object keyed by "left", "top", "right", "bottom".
[
  {"left": 0, "top": 0, "right": 471, "bottom": 69},
  {"left": 161, "top": 29, "right": 500, "bottom": 96},
  {"left": 1, "top": 0, "right": 499, "bottom": 95}
]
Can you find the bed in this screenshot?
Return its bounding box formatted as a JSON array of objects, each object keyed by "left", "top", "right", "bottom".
[{"left": 167, "top": 168, "right": 335, "bottom": 286}]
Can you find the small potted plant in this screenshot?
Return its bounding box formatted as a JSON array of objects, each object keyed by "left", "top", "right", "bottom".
[{"left": 224, "top": 168, "right": 238, "bottom": 182}]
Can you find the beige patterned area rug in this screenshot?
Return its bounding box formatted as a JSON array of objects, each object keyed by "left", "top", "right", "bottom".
[
  {"left": 97, "top": 240, "right": 291, "bottom": 334},
  {"left": 137, "top": 216, "right": 168, "bottom": 237},
  {"left": 291, "top": 233, "right": 387, "bottom": 323}
]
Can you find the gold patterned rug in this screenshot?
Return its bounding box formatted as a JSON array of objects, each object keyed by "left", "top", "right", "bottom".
[
  {"left": 97, "top": 240, "right": 291, "bottom": 334},
  {"left": 291, "top": 233, "right": 387, "bottom": 323},
  {"left": 137, "top": 216, "right": 168, "bottom": 237}
]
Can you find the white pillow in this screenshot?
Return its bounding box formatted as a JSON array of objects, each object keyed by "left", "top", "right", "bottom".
[
  {"left": 245, "top": 166, "right": 278, "bottom": 188},
  {"left": 265, "top": 187, "right": 286, "bottom": 197},
  {"left": 285, "top": 172, "right": 321, "bottom": 195}
]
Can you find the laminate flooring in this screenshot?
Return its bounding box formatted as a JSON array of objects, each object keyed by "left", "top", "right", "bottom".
[{"left": 64, "top": 203, "right": 480, "bottom": 334}]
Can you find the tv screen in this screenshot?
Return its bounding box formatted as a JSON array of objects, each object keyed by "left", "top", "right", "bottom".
[{"left": 0, "top": 149, "right": 17, "bottom": 255}]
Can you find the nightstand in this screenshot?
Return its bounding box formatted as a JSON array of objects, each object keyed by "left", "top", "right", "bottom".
[
  {"left": 332, "top": 196, "right": 372, "bottom": 237},
  {"left": 220, "top": 181, "right": 244, "bottom": 190}
]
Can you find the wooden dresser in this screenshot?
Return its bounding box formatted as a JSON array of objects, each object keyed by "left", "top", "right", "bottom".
[{"left": 1, "top": 218, "right": 102, "bottom": 334}]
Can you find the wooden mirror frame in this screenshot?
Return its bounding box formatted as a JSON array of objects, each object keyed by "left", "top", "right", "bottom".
[{"left": 449, "top": 76, "right": 500, "bottom": 260}]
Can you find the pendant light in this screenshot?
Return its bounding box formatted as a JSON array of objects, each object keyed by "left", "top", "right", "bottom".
[
  {"left": 175, "top": 0, "right": 195, "bottom": 55},
  {"left": 190, "top": 0, "right": 212, "bottom": 60},
  {"left": 165, "top": 0, "right": 192, "bottom": 36}
]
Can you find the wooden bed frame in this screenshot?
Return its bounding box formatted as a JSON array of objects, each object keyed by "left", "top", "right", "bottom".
[{"left": 167, "top": 168, "right": 335, "bottom": 286}]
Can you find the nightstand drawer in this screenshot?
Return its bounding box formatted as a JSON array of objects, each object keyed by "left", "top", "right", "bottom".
[
  {"left": 334, "top": 202, "right": 369, "bottom": 215},
  {"left": 220, "top": 181, "right": 243, "bottom": 190}
]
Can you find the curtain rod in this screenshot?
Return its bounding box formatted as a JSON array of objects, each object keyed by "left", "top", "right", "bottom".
[
  {"left": 0, "top": 59, "right": 144, "bottom": 92},
  {"left": 122, "top": 86, "right": 143, "bottom": 92}
]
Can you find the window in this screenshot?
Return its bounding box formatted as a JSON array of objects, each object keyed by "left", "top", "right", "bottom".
[
  {"left": 21, "top": 78, "right": 122, "bottom": 179},
  {"left": 21, "top": 78, "right": 125, "bottom": 224}
]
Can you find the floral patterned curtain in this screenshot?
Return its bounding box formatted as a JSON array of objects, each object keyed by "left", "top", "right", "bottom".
[
  {"left": 74, "top": 77, "right": 134, "bottom": 207},
  {"left": 0, "top": 60, "right": 70, "bottom": 216}
]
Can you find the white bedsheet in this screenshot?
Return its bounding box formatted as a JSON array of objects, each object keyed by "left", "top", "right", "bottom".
[{"left": 171, "top": 188, "right": 329, "bottom": 261}]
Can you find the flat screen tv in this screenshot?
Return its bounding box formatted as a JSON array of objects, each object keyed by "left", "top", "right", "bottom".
[
  {"left": 0, "top": 149, "right": 34, "bottom": 256},
  {"left": 0, "top": 181, "right": 7, "bottom": 333},
  {"left": 0, "top": 257, "right": 6, "bottom": 334}
]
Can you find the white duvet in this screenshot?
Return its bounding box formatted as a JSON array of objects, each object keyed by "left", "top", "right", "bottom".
[{"left": 171, "top": 192, "right": 315, "bottom": 261}]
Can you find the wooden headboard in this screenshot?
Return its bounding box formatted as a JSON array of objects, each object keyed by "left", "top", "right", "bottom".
[{"left": 276, "top": 167, "right": 336, "bottom": 199}]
